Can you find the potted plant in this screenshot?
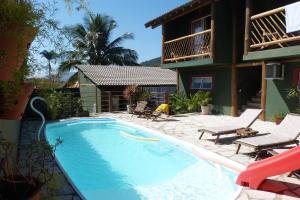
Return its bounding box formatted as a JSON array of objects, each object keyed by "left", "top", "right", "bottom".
[
  {"left": 272, "top": 112, "right": 285, "bottom": 125},
  {"left": 200, "top": 91, "right": 212, "bottom": 115},
  {"left": 123, "top": 85, "right": 138, "bottom": 113},
  {"left": 0, "top": 133, "right": 62, "bottom": 200}
]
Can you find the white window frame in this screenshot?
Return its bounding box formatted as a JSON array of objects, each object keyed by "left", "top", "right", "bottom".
[{"left": 190, "top": 76, "right": 213, "bottom": 90}]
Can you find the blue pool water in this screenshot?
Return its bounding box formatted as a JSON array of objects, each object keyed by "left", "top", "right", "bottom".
[{"left": 45, "top": 118, "right": 239, "bottom": 200}]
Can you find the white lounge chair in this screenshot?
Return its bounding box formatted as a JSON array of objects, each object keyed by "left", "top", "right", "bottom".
[
  {"left": 198, "top": 109, "right": 263, "bottom": 144},
  {"left": 235, "top": 113, "right": 300, "bottom": 159}
]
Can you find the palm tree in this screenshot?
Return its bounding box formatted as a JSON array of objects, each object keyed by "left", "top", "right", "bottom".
[
  {"left": 59, "top": 13, "right": 138, "bottom": 73},
  {"left": 40, "top": 50, "right": 58, "bottom": 80}
]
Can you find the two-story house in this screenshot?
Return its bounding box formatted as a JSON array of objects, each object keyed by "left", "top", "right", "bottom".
[{"left": 145, "top": 0, "right": 300, "bottom": 120}]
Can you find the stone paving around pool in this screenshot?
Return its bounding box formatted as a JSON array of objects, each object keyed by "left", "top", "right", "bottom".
[
  {"left": 20, "top": 113, "right": 300, "bottom": 200},
  {"left": 96, "top": 112, "right": 300, "bottom": 200}
]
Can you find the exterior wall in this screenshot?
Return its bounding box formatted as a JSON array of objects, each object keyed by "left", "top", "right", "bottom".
[
  {"left": 78, "top": 71, "right": 101, "bottom": 113},
  {"left": 265, "top": 62, "right": 300, "bottom": 120},
  {"left": 162, "top": 0, "right": 235, "bottom": 69},
  {"left": 178, "top": 66, "right": 232, "bottom": 115},
  {"left": 243, "top": 0, "right": 300, "bottom": 61},
  {"left": 0, "top": 119, "right": 21, "bottom": 162}
]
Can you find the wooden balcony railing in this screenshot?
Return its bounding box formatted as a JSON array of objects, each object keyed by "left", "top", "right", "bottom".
[
  {"left": 163, "top": 29, "right": 211, "bottom": 63},
  {"left": 248, "top": 6, "right": 300, "bottom": 51}
]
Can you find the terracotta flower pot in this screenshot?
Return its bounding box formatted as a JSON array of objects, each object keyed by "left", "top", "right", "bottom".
[
  {"left": 274, "top": 118, "right": 284, "bottom": 125},
  {"left": 0, "top": 176, "right": 42, "bottom": 200},
  {"left": 0, "top": 25, "right": 37, "bottom": 81}
]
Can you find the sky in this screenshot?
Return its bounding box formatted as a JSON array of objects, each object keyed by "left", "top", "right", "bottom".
[{"left": 43, "top": 0, "right": 186, "bottom": 63}]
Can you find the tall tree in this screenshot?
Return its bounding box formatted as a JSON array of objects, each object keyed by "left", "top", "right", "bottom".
[
  {"left": 40, "top": 50, "right": 58, "bottom": 80},
  {"left": 59, "top": 13, "right": 138, "bottom": 73}
]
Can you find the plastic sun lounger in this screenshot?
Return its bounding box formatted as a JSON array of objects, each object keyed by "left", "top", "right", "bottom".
[
  {"left": 236, "top": 145, "right": 300, "bottom": 189},
  {"left": 234, "top": 113, "right": 300, "bottom": 159},
  {"left": 198, "top": 109, "right": 263, "bottom": 144}
]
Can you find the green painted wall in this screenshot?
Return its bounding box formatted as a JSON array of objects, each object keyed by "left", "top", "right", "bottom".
[
  {"left": 78, "top": 71, "right": 101, "bottom": 113},
  {"left": 179, "top": 66, "right": 232, "bottom": 115},
  {"left": 265, "top": 62, "right": 300, "bottom": 120}
]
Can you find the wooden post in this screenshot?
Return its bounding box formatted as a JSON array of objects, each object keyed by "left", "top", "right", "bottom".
[
  {"left": 176, "top": 68, "right": 180, "bottom": 94},
  {"left": 231, "top": 0, "right": 238, "bottom": 116},
  {"left": 244, "top": 0, "right": 252, "bottom": 55},
  {"left": 260, "top": 61, "right": 267, "bottom": 120},
  {"left": 231, "top": 66, "right": 238, "bottom": 116},
  {"left": 95, "top": 86, "right": 99, "bottom": 113},
  {"left": 108, "top": 91, "right": 112, "bottom": 112},
  {"left": 162, "top": 24, "right": 165, "bottom": 64},
  {"left": 210, "top": 1, "right": 216, "bottom": 59}
]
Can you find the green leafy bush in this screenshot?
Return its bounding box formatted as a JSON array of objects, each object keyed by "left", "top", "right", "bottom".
[
  {"left": 169, "top": 92, "right": 188, "bottom": 114},
  {"left": 38, "top": 89, "right": 84, "bottom": 119},
  {"left": 170, "top": 91, "right": 212, "bottom": 114}
]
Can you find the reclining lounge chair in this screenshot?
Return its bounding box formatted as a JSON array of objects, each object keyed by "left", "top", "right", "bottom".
[
  {"left": 198, "top": 109, "right": 263, "bottom": 144},
  {"left": 235, "top": 113, "right": 300, "bottom": 159}
]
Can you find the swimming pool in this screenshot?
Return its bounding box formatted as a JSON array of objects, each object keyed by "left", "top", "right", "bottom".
[{"left": 45, "top": 118, "right": 242, "bottom": 200}]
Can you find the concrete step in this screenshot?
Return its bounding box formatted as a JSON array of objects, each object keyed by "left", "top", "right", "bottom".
[
  {"left": 246, "top": 101, "right": 261, "bottom": 109},
  {"left": 251, "top": 97, "right": 261, "bottom": 103}
]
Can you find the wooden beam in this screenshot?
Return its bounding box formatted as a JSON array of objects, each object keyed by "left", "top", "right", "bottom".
[
  {"left": 162, "top": 24, "right": 165, "bottom": 65},
  {"left": 250, "top": 36, "right": 300, "bottom": 48},
  {"left": 231, "top": 0, "right": 238, "bottom": 116},
  {"left": 108, "top": 91, "right": 112, "bottom": 112},
  {"left": 146, "top": 1, "right": 212, "bottom": 29},
  {"left": 164, "top": 52, "right": 210, "bottom": 62},
  {"left": 95, "top": 86, "right": 99, "bottom": 113},
  {"left": 164, "top": 29, "right": 211, "bottom": 44},
  {"left": 176, "top": 68, "right": 180, "bottom": 94},
  {"left": 210, "top": 1, "right": 216, "bottom": 59},
  {"left": 236, "top": 62, "right": 262, "bottom": 68},
  {"left": 244, "top": 0, "right": 252, "bottom": 55},
  {"left": 251, "top": 7, "right": 284, "bottom": 20},
  {"left": 260, "top": 61, "right": 267, "bottom": 120},
  {"left": 231, "top": 65, "right": 238, "bottom": 116}
]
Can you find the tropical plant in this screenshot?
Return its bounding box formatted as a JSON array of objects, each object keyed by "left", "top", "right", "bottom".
[
  {"left": 38, "top": 89, "right": 84, "bottom": 119},
  {"left": 287, "top": 87, "right": 300, "bottom": 113},
  {"left": 198, "top": 91, "right": 212, "bottom": 106},
  {"left": 40, "top": 50, "right": 58, "bottom": 81},
  {"left": 123, "top": 85, "right": 138, "bottom": 106},
  {"left": 169, "top": 92, "right": 188, "bottom": 114},
  {"left": 135, "top": 88, "right": 153, "bottom": 102},
  {"left": 59, "top": 13, "right": 138, "bottom": 74},
  {"left": 186, "top": 92, "right": 202, "bottom": 112}
]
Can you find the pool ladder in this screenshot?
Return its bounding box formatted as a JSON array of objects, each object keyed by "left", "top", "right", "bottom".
[{"left": 30, "top": 96, "right": 46, "bottom": 141}]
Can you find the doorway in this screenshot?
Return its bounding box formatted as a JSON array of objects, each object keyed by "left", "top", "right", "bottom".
[{"left": 237, "top": 67, "right": 262, "bottom": 111}]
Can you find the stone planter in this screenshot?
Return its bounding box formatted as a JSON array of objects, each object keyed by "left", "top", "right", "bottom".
[
  {"left": 201, "top": 105, "right": 210, "bottom": 115},
  {"left": 0, "top": 25, "right": 37, "bottom": 81},
  {"left": 127, "top": 105, "right": 133, "bottom": 114}
]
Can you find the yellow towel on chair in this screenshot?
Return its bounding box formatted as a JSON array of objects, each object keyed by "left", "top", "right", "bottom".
[{"left": 155, "top": 104, "right": 169, "bottom": 113}]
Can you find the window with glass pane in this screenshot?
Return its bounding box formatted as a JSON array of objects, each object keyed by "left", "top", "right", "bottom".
[{"left": 191, "top": 76, "right": 213, "bottom": 90}]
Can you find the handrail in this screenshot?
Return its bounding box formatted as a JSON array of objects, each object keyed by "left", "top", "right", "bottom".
[
  {"left": 30, "top": 96, "right": 46, "bottom": 141},
  {"left": 251, "top": 7, "right": 284, "bottom": 20},
  {"left": 248, "top": 5, "right": 300, "bottom": 50},
  {"left": 164, "top": 29, "right": 211, "bottom": 44}
]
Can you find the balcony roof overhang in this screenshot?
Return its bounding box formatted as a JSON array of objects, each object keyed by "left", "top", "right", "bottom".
[{"left": 145, "top": 0, "right": 214, "bottom": 29}]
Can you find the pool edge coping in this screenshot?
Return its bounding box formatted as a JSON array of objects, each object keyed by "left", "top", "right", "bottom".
[{"left": 46, "top": 116, "right": 246, "bottom": 200}]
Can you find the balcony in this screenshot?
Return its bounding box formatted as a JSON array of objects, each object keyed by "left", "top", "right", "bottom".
[
  {"left": 163, "top": 29, "right": 212, "bottom": 64},
  {"left": 245, "top": 6, "right": 300, "bottom": 54}
]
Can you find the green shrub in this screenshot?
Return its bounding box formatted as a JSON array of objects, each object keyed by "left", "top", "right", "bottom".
[
  {"left": 170, "top": 91, "right": 212, "bottom": 114},
  {"left": 38, "top": 89, "right": 84, "bottom": 119},
  {"left": 169, "top": 92, "right": 188, "bottom": 114}
]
